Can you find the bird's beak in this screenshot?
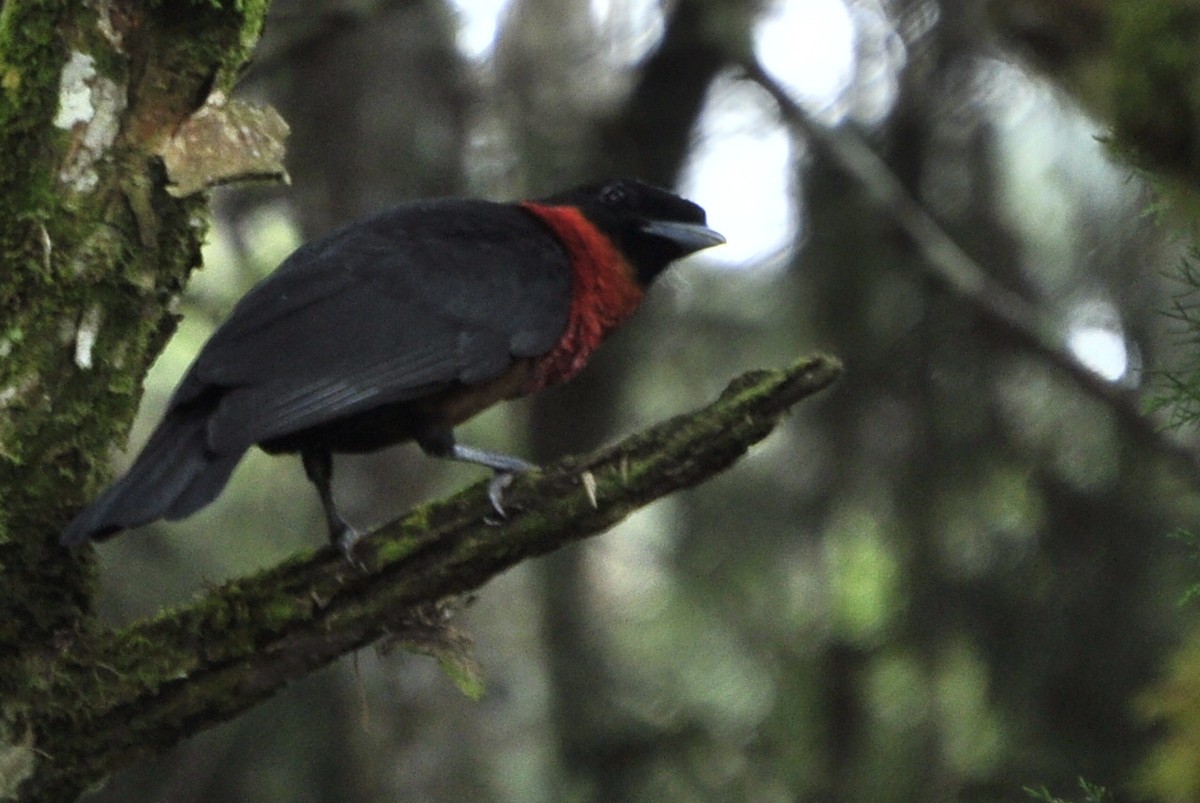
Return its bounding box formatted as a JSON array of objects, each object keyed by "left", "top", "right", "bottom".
[{"left": 640, "top": 219, "right": 726, "bottom": 255}]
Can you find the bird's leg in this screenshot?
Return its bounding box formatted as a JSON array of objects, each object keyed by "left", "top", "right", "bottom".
[
  {"left": 301, "top": 448, "right": 361, "bottom": 561},
  {"left": 418, "top": 431, "right": 534, "bottom": 516}
]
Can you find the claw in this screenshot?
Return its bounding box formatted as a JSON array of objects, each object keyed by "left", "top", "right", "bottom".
[{"left": 486, "top": 472, "right": 516, "bottom": 518}]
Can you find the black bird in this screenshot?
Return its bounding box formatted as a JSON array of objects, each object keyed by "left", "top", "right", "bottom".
[{"left": 61, "top": 179, "right": 725, "bottom": 553}]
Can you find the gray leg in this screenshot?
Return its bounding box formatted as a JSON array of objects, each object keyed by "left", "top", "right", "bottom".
[
  {"left": 448, "top": 444, "right": 534, "bottom": 516},
  {"left": 418, "top": 431, "right": 535, "bottom": 516},
  {"left": 301, "top": 448, "right": 361, "bottom": 560}
]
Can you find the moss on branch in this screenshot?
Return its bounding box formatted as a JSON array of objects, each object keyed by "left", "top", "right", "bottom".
[{"left": 14, "top": 354, "right": 840, "bottom": 800}]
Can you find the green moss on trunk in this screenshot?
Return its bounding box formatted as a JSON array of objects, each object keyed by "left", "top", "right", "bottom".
[{"left": 0, "top": 2, "right": 272, "bottom": 800}]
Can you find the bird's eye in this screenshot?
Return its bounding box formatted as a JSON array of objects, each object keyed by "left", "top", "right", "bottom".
[{"left": 599, "top": 183, "right": 628, "bottom": 207}]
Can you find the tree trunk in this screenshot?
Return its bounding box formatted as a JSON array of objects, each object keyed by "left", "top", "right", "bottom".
[{"left": 1, "top": 2, "right": 272, "bottom": 798}]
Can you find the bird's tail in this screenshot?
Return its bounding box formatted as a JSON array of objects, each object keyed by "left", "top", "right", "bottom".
[{"left": 61, "top": 406, "right": 245, "bottom": 546}]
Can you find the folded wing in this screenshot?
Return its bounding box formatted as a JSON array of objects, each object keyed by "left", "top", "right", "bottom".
[{"left": 173, "top": 200, "right": 572, "bottom": 454}]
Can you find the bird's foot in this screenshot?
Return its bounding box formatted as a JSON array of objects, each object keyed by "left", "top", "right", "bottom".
[
  {"left": 330, "top": 519, "right": 366, "bottom": 568},
  {"left": 435, "top": 442, "right": 533, "bottom": 523}
]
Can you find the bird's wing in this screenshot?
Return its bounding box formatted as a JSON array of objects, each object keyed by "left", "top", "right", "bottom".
[{"left": 171, "top": 201, "right": 572, "bottom": 453}]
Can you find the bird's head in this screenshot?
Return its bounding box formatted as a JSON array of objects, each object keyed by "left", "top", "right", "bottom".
[{"left": 539, "top": 179, "right": 726, "bottom": 286}]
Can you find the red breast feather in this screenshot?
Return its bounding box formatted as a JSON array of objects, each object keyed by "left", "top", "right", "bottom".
[{"left": 520, "top": 202, "right": 645, "bottom": 392}]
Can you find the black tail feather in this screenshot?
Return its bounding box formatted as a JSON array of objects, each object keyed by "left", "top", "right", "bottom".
[
  {"left": 61, "top": 408, "right": 245, "bottom": 546},
  {"left": 164, "top": 451, "right": 242, "bottom": 521}
]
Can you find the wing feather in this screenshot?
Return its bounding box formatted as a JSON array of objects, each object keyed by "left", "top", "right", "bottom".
[{"left": 171, "top": 200, "right": 571, "bottom": 454}]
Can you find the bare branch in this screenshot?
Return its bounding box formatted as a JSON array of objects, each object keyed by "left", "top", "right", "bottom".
[{"left": 742, "top": 58, "right": 1200, "bottom": 489}]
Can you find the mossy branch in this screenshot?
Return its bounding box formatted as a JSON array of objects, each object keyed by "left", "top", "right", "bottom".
[{"left": 14, "top": 354, "right": 840, "bottom": 800}]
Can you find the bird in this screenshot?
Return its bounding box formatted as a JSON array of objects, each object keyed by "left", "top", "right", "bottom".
[{"left": 61, "top": 178, "right": 725, "bottom": 555}]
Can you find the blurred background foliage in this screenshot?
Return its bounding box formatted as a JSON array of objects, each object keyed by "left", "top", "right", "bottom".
[{"left": 83, "top": 0, "right": 1200, "bottom": 800}]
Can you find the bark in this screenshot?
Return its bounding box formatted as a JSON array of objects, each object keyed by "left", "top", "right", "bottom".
[
  {"left": 0, "top": 0, "right": 270, "bottom": 798},
  {"left": 0, "top": 0, "right": 273, "bottom": 627}
]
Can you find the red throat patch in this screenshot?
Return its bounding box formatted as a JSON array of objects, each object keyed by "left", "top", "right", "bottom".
[{"left": 520, "top": 202, "right": 645, "bottom": 392}]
